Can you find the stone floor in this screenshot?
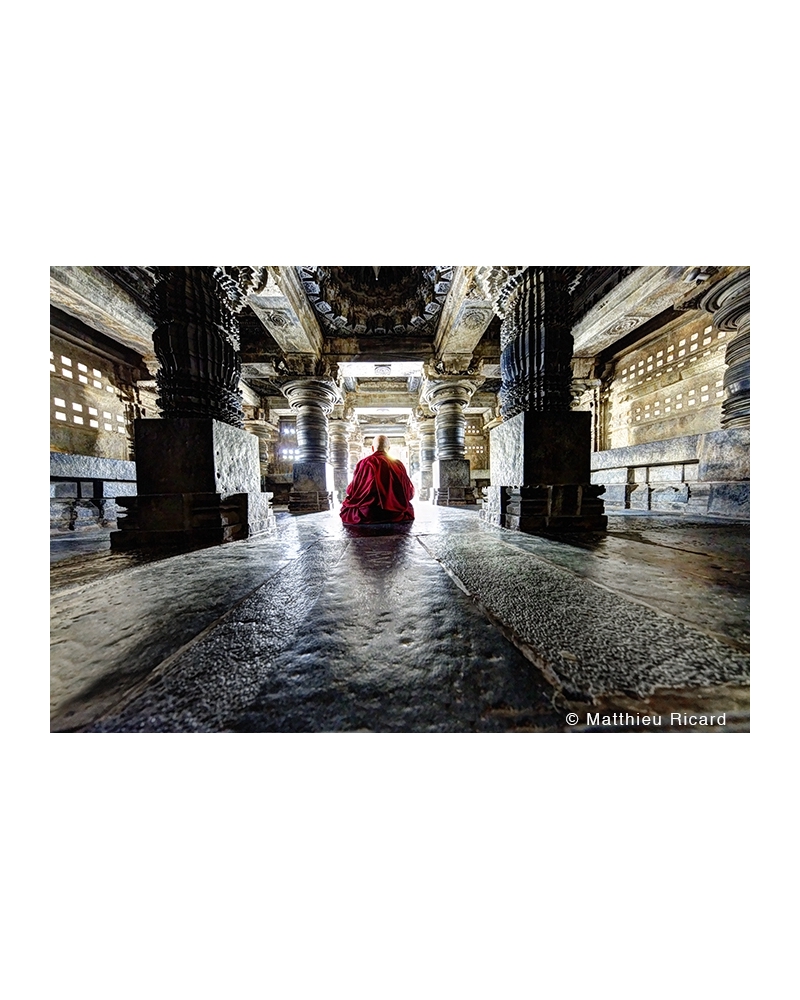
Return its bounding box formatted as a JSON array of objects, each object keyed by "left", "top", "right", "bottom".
[{"left": 50, "top": 502, "right": 750, "bottom": 733}]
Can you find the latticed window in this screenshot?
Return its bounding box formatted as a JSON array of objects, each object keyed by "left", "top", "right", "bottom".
[
  {"left": 50, "top": 340, "right": 132, "bottom": 453},
  {"left": 606, "top": 315, "right": 727, "bottom": 448}
]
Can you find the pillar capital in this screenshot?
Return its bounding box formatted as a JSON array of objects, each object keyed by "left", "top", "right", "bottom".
[
  {"left": 699, "top": 269, "right": 750, "bottom": 334},
  {"left": 420, "top": 378, "right": 478, "bottom": 413},
  {"left": 281, "top": 377, "right": 340, "bottom": 415}
]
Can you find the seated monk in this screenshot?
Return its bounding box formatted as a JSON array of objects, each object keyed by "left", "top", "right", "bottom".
[{"left": 340, "top": 434, "right": 415, "bottom": 524}]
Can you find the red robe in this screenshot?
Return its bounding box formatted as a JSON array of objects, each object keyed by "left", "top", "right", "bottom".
[{"left": 340, "top": 451, "right": 415, "bottom": 524}]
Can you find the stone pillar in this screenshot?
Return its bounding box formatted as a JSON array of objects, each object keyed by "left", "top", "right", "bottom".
[
  {"left": 483, "top": 266, "right": 606, "bottom": 533},
  {"left": 347, "top": 427, "right": 364, "bottom": 478},
  {"left": 328, "top": 419, "right": 350, "bottom": 503},
  {"left": 422, "top": 380, "right": 478, "bottom": 506},
  {"left": 282, "top": 379, "right": 338, "bottom": 513},
  {"left": 112, "top": 267, "right": 274, "bottom": 550},
  {"left": 700, "top": 270, "right": 750, "bottom": 428},
  {"left": 243, "top": 414, "right": 279, "bottom": 486},
  {"left": 417, "top": 419, "right": 436, "bottom": 501}
]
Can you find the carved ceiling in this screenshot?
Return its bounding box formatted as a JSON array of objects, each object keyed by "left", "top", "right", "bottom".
[{"left": 296, "top": 266, "right": 454, "bottom": 339}]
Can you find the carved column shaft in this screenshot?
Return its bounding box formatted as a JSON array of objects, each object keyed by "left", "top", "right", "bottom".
[
  {"left": 422, "top": 380, "right": 477, "bottom": 505},
  {"left": 419, "top": 423, "right": 436, "bottom": 469},
  {"left": 152, "top": 266, "right": 244, "bottom": 427},
  {"left": 498, "top": 267, "right": 574, "bottom": 418},
  {"left": 348, "top": 433, "right": 363, "bottom": 476},
  {"left": 417, "top": 420, "right": 436, "bottom": 501},
  {"left": 328, "top": 419, "right": 350, "bottom": 498},
  {"left": 435, "top": 400, "right": 467, "bottom": 459},
  {"left": 701, "top": 271, "right": 750, "bottom": 428},
  {"left": 282, "top": 378, "right": 339, "bottom": 513}
]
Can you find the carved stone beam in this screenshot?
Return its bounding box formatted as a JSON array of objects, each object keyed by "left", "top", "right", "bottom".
[
  {"left": 434, "top": 266, "right": 495, "bottom": 371},
  {"left": 247, "top": 266, "right": 324, "bottom": 360}
]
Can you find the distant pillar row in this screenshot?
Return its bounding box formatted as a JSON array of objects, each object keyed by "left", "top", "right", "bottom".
[
  {"left": 483, "top": 266, "right": 606, "bottom": 533},
  {"left": 422, "top": 380, "right": 477, "bottom": 506},
  {"left": 282, "top": 379, "right": 338, "bottom": 513},
  {"left": 418, "top": 420, "right": 436, "bottom": 501},
  {"left": 700, "top": 270, "right": 750, "bottom": 429}
]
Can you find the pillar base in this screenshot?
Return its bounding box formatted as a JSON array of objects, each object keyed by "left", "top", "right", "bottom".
[
  {"left": 289, "top": 461, "right": 335, "bottom": 514},
  {"left": 111, "top": 491, "right": 275, "bottom": 550},
  {"left": 110, "top": 418, "right": 274, "bottom": 550},
  {"left": 418, "top": 469, "right": 433, "bottom": 502},
  {"left": 433, "top": 487, "right": 477, "bottom": 506},
  {"left": 480, "top": 484, "right": 606, "bottom": 533},
  {"left": 432, "top": 459, "right": 477, "bottom": 505}
]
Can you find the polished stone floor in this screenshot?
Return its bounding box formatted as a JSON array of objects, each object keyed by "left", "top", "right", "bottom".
[{"left": 50, "top": 502, "right": 750, "bottom": 733}]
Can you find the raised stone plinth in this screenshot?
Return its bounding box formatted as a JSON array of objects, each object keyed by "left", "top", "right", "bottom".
[
  {"left": 432, "top": 458, "right": 477, "bottom": 506},
  {"left": 490, "top": 411, "right": 592, "bottom": 485},
  {"left": 289, "top": 460, "right": 334, "bottom": 513},
  {"left": 111, "top": 418, "right": 274, "bottom": 550},
  {"left": 485, "top": 411, "right": 605, "bottom": 532},
  {"left": 50, "top": 452, "right": 139, "bottom": 534}
]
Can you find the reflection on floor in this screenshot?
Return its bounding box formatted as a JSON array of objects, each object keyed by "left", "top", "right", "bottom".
[{"left": 50, "top": 502, "right": 749, "bottom": 733}]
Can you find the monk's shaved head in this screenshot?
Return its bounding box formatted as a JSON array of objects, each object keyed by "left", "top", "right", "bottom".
[{"left": 372, "top": 434, "right": 389, "bottom": 453}]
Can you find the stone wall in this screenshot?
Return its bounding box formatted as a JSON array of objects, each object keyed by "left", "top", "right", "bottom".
[{"left": 591, "top": 428, "right": 749, "bottom": 519}]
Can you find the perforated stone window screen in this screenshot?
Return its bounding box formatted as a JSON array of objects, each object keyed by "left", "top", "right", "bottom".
[
  {"left": 608, "top": 318, "right": 729, "bottom": 446},
  {"left": 50, "top": 339, "right": 131, "bottom": 445}
]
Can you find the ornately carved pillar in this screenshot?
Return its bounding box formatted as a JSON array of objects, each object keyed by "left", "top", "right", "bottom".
[
  {"left": 282, "top": 379, "right": 339, "bottom": 512},
  {"left": 328, "top": 419, "right": 350, "bottom": 502},
  {"left": 421, "top": 380, "right": 478, "bottom": 506},
  {"left": 152, "top": 266, "right": 245, "bottom": 427},
  {"left": 497, "top": 267, "right": 574, "bottom": 418},
  {"left": 700, "top": 269, "right": 750, "bottom": 428},
  {"left": 482, "top": 265, "right": 606, "bottom": 533},
  {"left": 112, "top": 266, "right": 275, "bottom": 550}
]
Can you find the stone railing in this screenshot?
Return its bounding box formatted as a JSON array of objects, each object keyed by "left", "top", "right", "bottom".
[
  {"left": 50, "top": 453, "right": 137, "bottom": 534},
  {"left": 590, "top": 428, "right": 749, "bottom": 518}
]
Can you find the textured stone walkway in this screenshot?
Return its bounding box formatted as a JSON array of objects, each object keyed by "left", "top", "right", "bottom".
[{"left": 50, "top": 504, "right": 749, "bottom": 732}]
